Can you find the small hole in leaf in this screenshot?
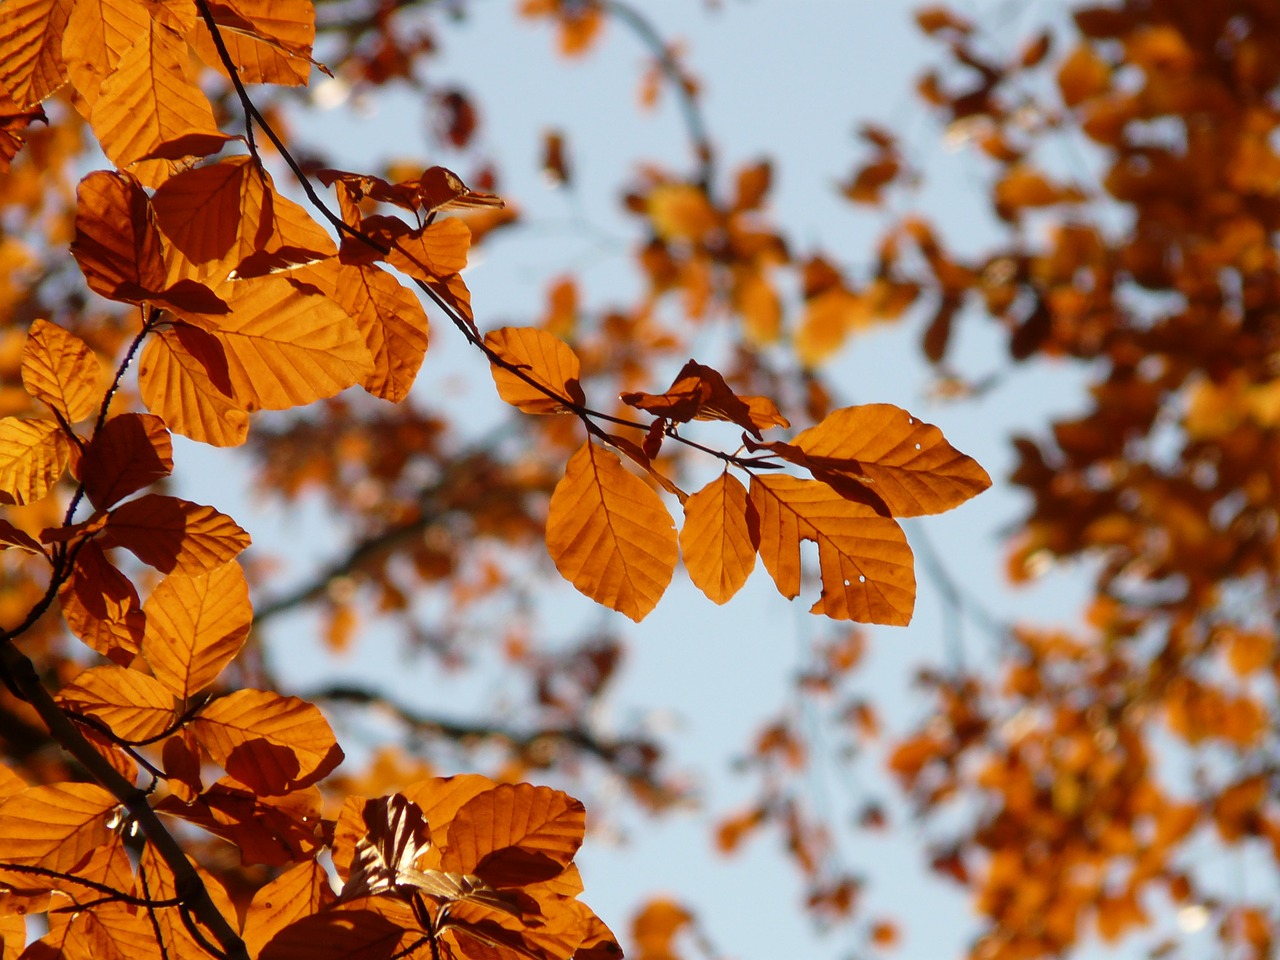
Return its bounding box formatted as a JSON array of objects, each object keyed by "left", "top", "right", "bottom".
[
  {"left": 859, "top": 575, "right": 866, "bottom": 583},
  {"left": 914, "top": 443, "right": 921, "bottom": 450},
  {"left": 844, "top": 579, "right": 850, "bottom": 587}
]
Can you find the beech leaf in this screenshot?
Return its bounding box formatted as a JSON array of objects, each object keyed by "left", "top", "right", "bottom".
[
  {"left": 0, "top": 417, "right": 69, "bottom": 505},
  {"left": 80, "top": 412, "right": 173, "bottom": 509},
  {"left": 21, "top": 318, "right": 101, "bottom": 423},
  {"left": 680, "top": 473, "right": 759, "bottom": 604},
  {"left": 101, "top": 493, "right": 250, "bottom": 575},
  {"left": 486, "top": 326, "right": 586, "bottom": 414},
  {"left": 546, "top": 441, "right": 678, "bottom": 622}
]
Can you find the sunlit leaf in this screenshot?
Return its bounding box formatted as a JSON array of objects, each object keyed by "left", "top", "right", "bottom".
[
  {"left": 242, "top": 860, "right": 336, "bottom": 958},
  {"left": 546, "top": 441, "right": 678, "bottom": 622},
  {"left": 485, "top": 326, "right": 585, "bottom": 414},
  {"left": 71, "top": 169, "right": 168, "bottom": 301},
  {"left": 258, "top": 910, "right": 411, "bottom": 960},
  {"left": 0, "top": 0, "right": 70, "bottom": 107},
  {"left": 101, "top": 493, "right": 250, "bottom": 575},
  {"left": 56, "top": 665, "right": 175, "bottom": 741},
  {"left": 384, "top": 217, "right": 471, "bottom": 281},
  {"left": 0, "top": 417, "right": 69, "bottom": 505},
  {"left": 680, "top": 473, "right": 758, "bottom": 604},
  {"left": 443, "top": 782, "right": 586, "bottom": 886},
  {"left": 190, "top": 688, "right": 343, "bottom": 795},
  {"left": 750, "top": 474, "right": 915, "bottom": 625},
  {"left": 21, "top": 318, "right": 101, "bottom": 423},
  {"left": 620, "top": 359, "right": 788, "bottom": 438},
  {"left": 0, "top": 783, "right": 116, "bottom": 870},
  {"left": 790, "top": 404, "right": 991, "bottom": 516},
  {"left": 138, "top": 323, "right": 249, "bottom": 447},
  {"left": 190, "top": 0, "right": 317, "bottom": 87},
  {"left": 142, "top": 560, "right": 252, "bottom": 699}
]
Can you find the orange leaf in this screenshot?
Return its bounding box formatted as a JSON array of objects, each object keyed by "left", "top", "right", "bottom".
[
  {"left": 546, "top": 441, "right": 678, "bottom": 622},
  {"left": 61, "top": 0, "right": 151, "bottom": 110},
  {"left": 384, "top": 217, "right": 471, "bottom": 280},
  {"left": 142, "top": 560, "right": 252, "bottom": 699},
  {"left": 56, "top": 665, "right": 175, "bottom": 741},
  {"left": 137, "top": 323, "right": 249, "bottom": 447},
  {"left": 750, "top": 474, "right": 915, "bottom": 625},
  {"left": 790, "top": 404, "right": 991, "bottom": 516},
  {"left": 71, "top": 169, "right": 168, "bottom": 302},
  {"left": 190, "top": 0, "right": 317, "bottom": 87},
  {"left": 680, "top": 473, "right": 758, "bottom": 604},
  {"left": 258, "top": 910, "right": 411, "bottom": 960},
  {"left": 620, "top": 359, "right": 788, "bottom": 438},
  {"left": 155, "top": 780, "right": 325, "bottom": 867},
  {"left": 0, "top": 0, "right": 70, "bottom": 107},
  {"left": 442, "top": 783, "right": 586, "bottom": 886},
  {"left": 647, "top": 183, "right": 717, "bottom": 243},
  {"left": 0, "top": 783, "right": 116, "bottom": 870},
  {"left": 485, "top": 326, "right": 586, "bottom": 414},
  {"left": 101, "top": 493, "right": 250, "bottom": 575},
  {"left": 58, "top": 540, "right": 144, "bottom": 663},
  {"left": 22, "top": 318, "right": 102, "bottom": 423},
  {"left": 307, "top": 261, "right": 429, "bottom": 403},
  {"left": 0, "top": 519, "right": 46, "bottom": 556},
  {"left": 0, "top": 417, "right": 69, "bottom": 505},
  {"left": 89, "top": 19, "right": 230, "bottom": 171},
  {"left": 80, "top": 413, "right": 173, "bottom": 509},
  {"left": 242, "top": 860, "right": 336, "bottom": 957},
  {"left": 190, "top": 688, "right": 343, "bottom": 795},
  {"left": 403, "top": 774, "right": 502, "bottom": 853},
  {"left": 202, "top": 273, "right": 374, "bottom": 410}
]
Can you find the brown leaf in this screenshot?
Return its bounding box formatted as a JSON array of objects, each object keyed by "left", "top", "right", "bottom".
[
  {"left": 546, "top": 441, "right": 678, "bottom": 622},
  {"left": 80, "top": 413, "right": 173, "bottom": 509},
  {"left": 620, "top": 359, "right": 788, "bottom": 438},
  {"left": 258, "top": 910, "right": 411, "bottom": 960},
  {"left": 101, "top": 493, "right": 250, "bottom": 575},
  {"left": 443, "top": 783, "right": 586, "bottom": 886},
  {"left": 71, "top": 169, "right": 168, "bottom": 302},
  {"left": 22, "top": 318, "right": 102, "bottom": 423},
  {"left": 58, "top": 540, "right": 145, "bottom": 663}
]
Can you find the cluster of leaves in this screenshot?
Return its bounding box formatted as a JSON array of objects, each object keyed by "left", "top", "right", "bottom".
[{"left": 0, "top": 1, "right": 994, "bottom": 959}]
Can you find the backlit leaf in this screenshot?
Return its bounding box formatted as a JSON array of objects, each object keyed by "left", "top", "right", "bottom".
[
  {"left": 190, "top": 689, "right": 343, "bottom": 795},
  {"left": 155, "top": 780, "right": 325, "bottom": 867},
  {"left": 791, "top": 404, "right": 991, "bottom": 517},
  {"left": 71, "top": 169, "right": 167, "bottom": 302},
  {"left": 205, "top": 274, "right": 375, "bottom": 410},
  {"left": 258, "top": 910, "right": 409, "bottom": 960},
  {"left": 0, "top": 783, "right": 116, "bottom": 870},
  {"left": 384, "top": 217, "right": 471, "bottom": 281},
  {"left": 0, "top": 417, "right": 69, "bottom": 505},
  {"left": 546, "top": 441, "right": 677, "bottom": 622},
  {"left": 80, "top": 412, "right": 173, "bottom": 509},
  {"left": 137, "top": 323, "right": 249, "bottom": 447},
  {"left": 89, "top": 19, "right": 229, "bottom": 171},
  {"left": 486, "top": 326, "right": 585, "bottom": 414},
  {"left": 56, "top": 665, "right": 175, "bottom": 741},
  {"left": 21, "top": 319, "right": 100, "bottom": 424},
  {"left": 680, "top": 473, "right": 758, "bottom": 604},
  {"left": 0, "top": 0, "right": 70, "bottom": 107},
  {"left": 142, "top": 560, "right": 252, "bottom": 699},
  {"left": 620, "top": 359, "right": 788, "bottom": 438},
  {"left": 750, "top": 474, "right": 915, "bottom": 625},
  {"left": 243, "top": 860, "right": 336, "bottom": 958},
  {"left": 0, "top": 520, "right": 45, "bottom": 556},
  {"left": 61, "top": 0, "right": 151, "bottom": 109},
  {"left": 190, "top": 0, "right": 317, "bottom": 87},
  {"left": 443, "top": 782, "right": 586, "bottom": 886},
  {"left": 101, "top": 493, "right": 250, "bottom": 575},
  {"left": 58, "top": 540, "right": 144, "bottom": 663}
]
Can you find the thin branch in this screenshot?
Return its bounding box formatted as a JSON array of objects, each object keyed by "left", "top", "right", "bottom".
[{"left": 0, "top": 861, "right": 183, "bottom": 909}]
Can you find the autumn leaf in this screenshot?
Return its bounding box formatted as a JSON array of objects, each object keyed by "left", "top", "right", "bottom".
[
  {"left": 0, "top": 0, "right": 70, "bottom": 108},
  {"left": 21, "top": 319, "right": 101, "bottom": 423},
  {"left": 680, "top": 473, "right": 759, "bottom": 604},
  {"left": 620, "top": 359, "right": 789, "bottom": 438},
  {"left": 138, "top": 322, "right": 249, "bottom": 447},
  {"left": 750, "top": 474, "right": 915, "bottom": 625},
  {"left": 546, "top": 441, "right": 678, "bottom": 622},
  {"left": 242, "top": 860, "right": 337, "bottom": 957},
  {"left": 442, "top": 783, "right": 585, "bottom": 888},
  {"left": 0, "top": 520, "right": 46, "bottom": 556},
  {"left": 100, "top": 493, "right": 250, "bottom": 575},
  {"left": 486, "top": 326, "right": 586, "bottom": 413},
  {"left": 58, "top": 540, "right": 145, "bottom": 663},
  {"left": 80, "top": 413, "right": 173, "bottom": 509},
  {"left": 0, "top": 417, "right": 69, "bottom": 505},
  {"left": 258, "top": 910, "right": 413, "bottom": 960},
  {"left": 89, "top": 18, "right": 230, "bottom": 172},
  {"left": 189, "top": 688, "right": 343, "bottom": 795},
  {"left": 787, "top": 404, "right": 992, "bottom": 517},
  {"left": 155, "top": 781, "right": 325, "bottom": 867},
  {"left": 0, "top": 783, "right": 116, "bottom": 871},
  {"left": 384, "top": 217, "right": 471, "bottom": 282},
  {"left": 190, "top": 0, "right": 318, "bottom": 87},
  {"left": 142, "top": 560, "right": 252, "bottom": 700},
  {"left": 71, "top": 169, "right": 168, "bottom": 301},
  {"left": 56, "top": 665, "right": 176, "bottom": 742}
]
